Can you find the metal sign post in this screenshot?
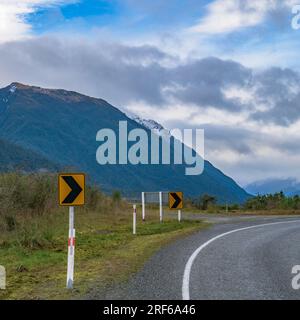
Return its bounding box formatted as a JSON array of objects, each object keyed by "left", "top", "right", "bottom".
[
  {"left": 178, "top": 209, "right": 182, "bottom": 222},
  {"left": 142, "top": 191, "right": 183, "bottom": 223},
  {"left": 58, "top": 173, "right": 85, "bottom": 290},
  {"left": 67, "top": 206, "right": 75, "bottom": 289}
]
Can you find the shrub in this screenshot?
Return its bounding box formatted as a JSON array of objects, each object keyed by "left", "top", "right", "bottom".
[
  {"left": 244, "top": 192, "right": 300, "bottom": 210},
  {"left": 112, "top": 190, "right": 121, "bottom": 203},
  {"left": 0, "top": 172, "right": 129, "bottom": 250},
  {"left": 4, "top": 215, "right": 17, "bottom": 231},
  {"left": 192, "top": 194, "right": 217, "bottom": 210}
]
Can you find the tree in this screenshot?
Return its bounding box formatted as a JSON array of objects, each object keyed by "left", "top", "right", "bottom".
[{"left": 200, "top": 194, "right": 216, "bottom": 210}]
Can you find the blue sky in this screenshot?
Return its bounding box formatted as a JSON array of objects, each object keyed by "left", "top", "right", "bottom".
[
  {"left": 27, "top": 0, "right": 208, "bottom": 37},
  {"left": 18, "top": 0, "right": 300, "bottom": 71},
  {"left": 2, "top": 0, "right": 300, "bottom": 68},
  {"left": 28, "top": 0, "right": 119, "bottom": 33},
  {"left": 1, "top": 0, "right": 300, "bottom": 186}
]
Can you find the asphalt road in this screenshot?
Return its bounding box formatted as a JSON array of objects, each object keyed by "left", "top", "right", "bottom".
[{"left": 88, "top": 216, "right": 300, "bottom": 300}]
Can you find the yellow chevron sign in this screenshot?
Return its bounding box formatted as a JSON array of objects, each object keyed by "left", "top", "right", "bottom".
[
  {"left": 58, "top": 173, "right": 85, "bottom": 206},
  {"left": 169, "top": 192, "right": 183, "bottom": 210}
]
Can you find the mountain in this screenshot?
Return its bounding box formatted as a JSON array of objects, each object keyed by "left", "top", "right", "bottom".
[
  {"left": 0, "top": 138, "right": 59, "bottom": 172},
  {"left": 0, "top": 82, "right": 250, "bottom": 203},
  {"left": 245, "top": 178, "right": 300, "bottom": 196},
  {"left": 129, "top": 115, "right": 171, "bottom": 139}
]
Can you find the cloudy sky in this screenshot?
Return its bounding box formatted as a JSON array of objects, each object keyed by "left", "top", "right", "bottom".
[{"left": 1, "top": 0, "right": 300, "bottom": 187}]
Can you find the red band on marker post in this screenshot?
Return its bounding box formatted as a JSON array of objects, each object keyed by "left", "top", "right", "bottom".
[
  {"left": 68, "top": 237, "right": 76, "bottom": 247},
  {"left": 66, "top": 206, "right": 75, "bottom": 289}
]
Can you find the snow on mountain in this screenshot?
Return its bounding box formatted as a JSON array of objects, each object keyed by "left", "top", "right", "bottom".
[
  {"left": 0, "top": 82, "right": 251, "bottom": 203},
  {"left": 9, "top": 85, "right": 17, "bottom": 94},
  {"left": 1, "top": 84, "right": 17, "bottom": 104},
  {"left": 129, "top": 115, "right": 171, "bottom": 139}
]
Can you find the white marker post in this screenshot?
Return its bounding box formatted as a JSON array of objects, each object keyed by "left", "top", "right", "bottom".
[
  {"left": 66, "top": 206, "right": 75, "bottom": 289},
  {"left": 0, "top": 266, "right": 5, "bottom": 290},
  {"left": 142, "top": 192, "right": 145, "bottom": 221},
  {"left": 178, "top": 210, "right": 182, "bottom": 222},
  {"left": 159, "top": 191, "right": 163, "bottom": 223},
  {"left": 133, "top": 204, "right": 137, "bottom": 235}
]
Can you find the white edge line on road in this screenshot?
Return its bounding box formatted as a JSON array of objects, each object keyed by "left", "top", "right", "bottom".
[{"left": 182, "top": 219, "right": 300, "bottom": 300}]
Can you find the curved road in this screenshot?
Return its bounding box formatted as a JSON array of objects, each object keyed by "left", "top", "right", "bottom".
[{"left": 90, "top": 217, "right": 300, "bottom": 300}]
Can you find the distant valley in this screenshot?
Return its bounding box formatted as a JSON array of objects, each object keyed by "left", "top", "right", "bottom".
[{"left": 246, "top": 178, "right": 300, "bottom": 196}]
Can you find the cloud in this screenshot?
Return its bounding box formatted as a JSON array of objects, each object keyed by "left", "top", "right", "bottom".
[
  {"left": 0, "top": 0, "right": 77, "bottom": 42},
  {"left": 0, "top": 37, "right": 171, "bottom": 105},
  {"left": 189, "top": 0, "right": 298, "bottom": 35},
  {"left": 166, "top": 58, "right": 252, "bottom": 111},
  {"left": 0, "top": 36, "right": 299, "bottom": 126},
  {"left": 251, "top": 67, "right": 300, "bottom": 125},
  {"left": 157, "top": 116, "right": 300, "bottom": 185},
  {"left": 0, "top": 36, "right": 299, "bottom": 184},
  {"left": 0, "top": 37, "right": 253, "bottom": 113}
]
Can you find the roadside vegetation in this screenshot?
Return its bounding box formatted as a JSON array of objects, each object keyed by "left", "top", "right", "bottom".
[
  {"left": 0, "top": 172, "right": 206, "bottom": 300},
  {"left": 185, "top": 192, "right": 300, "bottom": 214},
  {"left": 244, "top": 192, "right": 300, "bottom": 210}
]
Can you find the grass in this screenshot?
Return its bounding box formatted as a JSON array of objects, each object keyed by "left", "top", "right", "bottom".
[
  {"left": 6, "top": 173, "right": 299, "bottom": 300},
  {"left": 0, "top": 205, "right": 207, "bottom": 300}
]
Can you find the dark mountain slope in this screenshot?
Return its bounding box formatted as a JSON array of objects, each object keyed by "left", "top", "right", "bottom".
[
  {"left": 0, "top": 83, "right": 250, "bottom": 203},
  {"left": 0, "top": 137, "right": 59, "bottom": 172}
]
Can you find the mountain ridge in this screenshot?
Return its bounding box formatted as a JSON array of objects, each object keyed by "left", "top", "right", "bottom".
[
  {"left": 0, "top": 82, "right": 251, "bottom": 203},
  {"left": 0, "top": 137, "right": 59, "bottom": 172},
  {"left": 246, "top": 178, "right": 300, "bottom": 196}
]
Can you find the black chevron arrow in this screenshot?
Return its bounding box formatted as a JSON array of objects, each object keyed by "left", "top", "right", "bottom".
[
  {"left": 62, "top": 176, "right": 83, "bottom": 204},
  {"left": 170, "top": 192, "right": 182, "bottom": 209}
]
